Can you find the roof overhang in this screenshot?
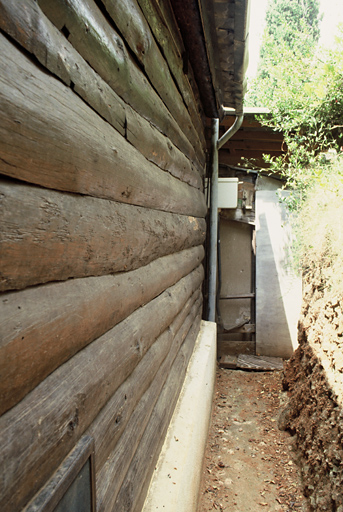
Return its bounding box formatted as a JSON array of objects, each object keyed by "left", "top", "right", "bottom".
[{"left": 170, "top": 0, "right": 250, "bottom": 118}]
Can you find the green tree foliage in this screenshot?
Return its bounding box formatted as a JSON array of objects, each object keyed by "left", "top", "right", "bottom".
[
  {"left": 248, "top": 0, "right": 321, "bottom": 103},
  {"left": 245, "top": 0, "right": 343, "bottom": 204},
  {"left": 263, "top": 0, "right": 321, "bottom": 51}
]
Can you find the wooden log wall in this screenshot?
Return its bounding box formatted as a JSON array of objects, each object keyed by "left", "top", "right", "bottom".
[{"left": 0, "top": 0, "right": 207, "bottom": 510}]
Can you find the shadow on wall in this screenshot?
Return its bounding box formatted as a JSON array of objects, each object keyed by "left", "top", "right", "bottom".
[{"left": 256, "top": 178, "right": 302, "bottom": 358}]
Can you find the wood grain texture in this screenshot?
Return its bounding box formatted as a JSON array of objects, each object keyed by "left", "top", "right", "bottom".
[
  {"left": 125, "top": 107, "right": 203, "bottom": 190},
  {"left": 0, "top": 0, "right": 126, "bottom": 136},
  {"left": 0, "top": 0, "right": 205, "bottom": 181},
  {"left": 96, "top": 309, "right": 202, "bottom": 512},
  {"left": 0, "top": 35, "right": 206, "bottom": 215},
  {"left": 0, "top": 246, "right": 204, "bottom": 414},
  {"left": 92, "top": 291, "right": 202, "bottom": 474},
  {"left": 114, "top": 313, "right": 202, "bottom": 512},
  {"left": 35, "top": 0, "right": 203, "bottom": 166},
  {"left": 0, "top": 0, "right": 203, "bottom": 169},
  {"left": 0, "top": 179, "right": 206, "bottom": 291},
  {"left": 136, "top": 0, "right": 206, "bottom": 154},
  {"left": 0, "top": 267, "right": 203, "bottom": 512},
  {"left": 93, "top": 0, "right": 205, "bottom": 158}
]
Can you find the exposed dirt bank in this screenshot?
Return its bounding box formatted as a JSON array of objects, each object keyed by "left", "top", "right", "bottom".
[
  {"left": 198, "top": 368, "right": 307, "bottom": 511},
  {"left": 282, "top": 266, "right": 343, "bottom": 511}
]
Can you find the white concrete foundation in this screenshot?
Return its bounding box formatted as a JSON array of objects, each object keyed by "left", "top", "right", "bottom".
[{"left": 142, "top": 320, "right": 217, "bottom": 512}]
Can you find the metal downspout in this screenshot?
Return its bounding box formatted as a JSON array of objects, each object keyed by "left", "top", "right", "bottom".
[
  {"left": 208, "top": 118, "right": 219, "bottom": 322},
  {"left": 218, "top": 114, "right": 244, "bottom": 150},
  {"left": 207, "top": 114, "right": 244, "bottom": 322}
]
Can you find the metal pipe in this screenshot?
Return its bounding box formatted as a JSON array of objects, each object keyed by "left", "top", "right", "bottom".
[
  {"left": 207, "top": 117, "right": 219, "bottom": 322},
  {"left": 207, "top": 113, "right": 244, "bottom": 323},
  {"left": 217, "top": 114, "right": 244, "bottom": 150}
]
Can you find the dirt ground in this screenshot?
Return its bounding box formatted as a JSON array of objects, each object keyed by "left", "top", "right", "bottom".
[{"left": 198, "top": 367, "right": 308, "bottom": 512}]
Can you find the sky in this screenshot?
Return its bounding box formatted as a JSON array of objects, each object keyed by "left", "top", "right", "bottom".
[{"left": 247, "top": 0, "right": 343, "bottom": 78}]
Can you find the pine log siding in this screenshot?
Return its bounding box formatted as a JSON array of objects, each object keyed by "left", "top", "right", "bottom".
[{"left": 0, "top": 0, "right": 207, "bottom": 510}]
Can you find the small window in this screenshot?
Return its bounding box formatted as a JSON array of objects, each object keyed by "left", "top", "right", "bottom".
[{"left": 26, "top": 436, "right": 96, "bottom": 512}]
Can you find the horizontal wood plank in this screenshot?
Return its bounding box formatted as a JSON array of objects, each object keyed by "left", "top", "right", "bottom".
[
  {"left": 0, "top": 35, "right": 206, "bottom": 216},
  {"left": 226, "top": 140, "right": 285, "bottom": 152},
  {"left": 237, "top": 354, "right": 284, "bottom": 371},
  {"left": 218, "top": 151, "right": 281, "bottom": 167},
  {"left": 0, "top": 0, "right": 126, "bottom": 136},
  {"left": 97, "top": 0, "right": 205, "bottom": 157},
  {"left": 0, "top": 180, "right": 206, "bottom": 291},
  {"left": 126, "top": 107, "right": 202, "bottom": 190},
  {"left": 97, "top": 311, "right": 202, "bottom": 512},
  {"left": 0, "top": 267, "right": 203, "bottom": 511},
  {"left": 137, "top": 0, "right": 206, "bottom": 155},
  {"left": 0, "top": 246, "right": 204, "bottom": 414},
  {"left": 36, "top": 0, "right": 203, "bottom": 167},
  {"left": 92, "top": 292, "right": 202, "bottom": 474},
  {"left": 0, "top": 0, "right": 205, "bottom": 182},
  {"left": 0, "top": 0, "right": 203, "bottom": 168}
]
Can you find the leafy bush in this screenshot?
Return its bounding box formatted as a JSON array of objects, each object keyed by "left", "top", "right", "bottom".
[
  {"left": 247, "top": 23, "right": 343, "bottom": 208},
  {"left": 293, "top": 155, "right": 343, "bottom": 294}
]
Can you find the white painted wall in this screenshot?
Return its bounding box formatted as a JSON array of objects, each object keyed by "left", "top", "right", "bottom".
[{"left": 256, "top": 176, "right": 302, "bottom": 358}]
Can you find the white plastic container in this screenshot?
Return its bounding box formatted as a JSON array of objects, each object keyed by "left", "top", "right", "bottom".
[{"left": 217, "top": 177, "right": 238, "bottom": 208}]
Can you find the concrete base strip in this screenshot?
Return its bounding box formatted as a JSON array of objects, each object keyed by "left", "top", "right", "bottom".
[{"left": 142, "top": 320, "right": 217, "bottom": 512}]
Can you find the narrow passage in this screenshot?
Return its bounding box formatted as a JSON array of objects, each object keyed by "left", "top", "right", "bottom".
[{"left": 198, "top": 368, "right": 307, "bottom": 512}]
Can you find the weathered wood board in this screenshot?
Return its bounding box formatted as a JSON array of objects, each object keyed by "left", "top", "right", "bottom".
[
  {"left": 0, "top": 247, "right": 204, "bottom": 414},
  {"left": 0, "top": 0, "right": 204, "bottom": 167},
  {"left": 36, "top": 0, "right": 204, "bottom": 165},
  {"left": 0, "top": 34, "right": 206, "bottom": 215},
  {"left": 237, "top": 354, "right": 284, "bottom": 371},
  {"left": 92, "top": 293, "right": 202, "bottom": 474},
  {"left": 0, "top": 1, "right": 208, "bottom": 511},
  {"left": 96, "top": 311, "right": 202, "bottom": 512},
  {"left": 0, "top": 268, "right": 203, "bottom": 511},
  {"left": 0, "top": 0, "right": 205, "bottom": 185},
  {"left": 0, "top": 0, "right": 126, "bottom": 136},
  {"left": 126, "top": 107, "right": 202, "bottom": 190},
  {"left": 136, "top": 0, "right": 206, "bottom": 151},
  {"left": 0, "top": 180, "right": 206, "bottom": 291},
  {"left": 88, "top": 0, "right": 205, "bottom": 155}
]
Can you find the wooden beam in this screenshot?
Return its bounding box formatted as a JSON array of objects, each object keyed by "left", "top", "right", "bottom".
[
  {"left": 0, "top": 35, "right": 206, "bottom": 214},
  {"left": 98, "top": 312, "right": 202, "bottom": 512},
  {"left": 0, "top": 5, "right": 204, "bottom": 188},
  {"left": 0, "top": 180, "right": 206, "bottom": 291},
  {"left": 0, "top": 246, "right": 204, "bottom": 415},
  {"left": 0, "top": 0, "right": 203, "bottom": 169},
  {"left": 36, "top": 0, "right": 204, "bottom": 167},
  {"left": 218, "top": 151, "right": 281, "bottom": 167},
  {"left": 0, "top": 0, "right": 128, "bottom": 134},
  {"left": 126, "top": 108, "right": 202, "bottom": 189},
  {"left": 226, "top": 140, "right": 285, "bottom": 152},
  {"left": 228, "top": 130, "right": 284, "bottom": 142},
  {"left": 92, "top": 294, "right": 202, "bottom": 476},
  {"left": 237, "top": 354, "right": 284, "bottom": 371},
  {"left": 136, "top": 0, "right": 206, "bottom": 148},
  {"left": 0, "top": 268, "right": 203, "bottom": 512},
  {"left": 99, "top": 0, "right": 206, "bottom": 154}
]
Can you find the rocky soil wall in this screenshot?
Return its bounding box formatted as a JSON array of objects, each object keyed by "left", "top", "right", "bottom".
[{"left": 281, "top": 265, "right": 343, "bottom": 511}]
